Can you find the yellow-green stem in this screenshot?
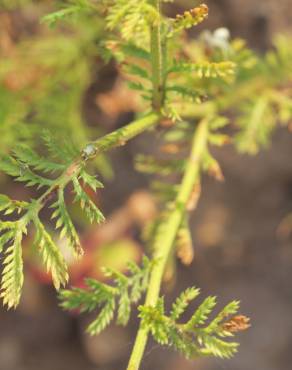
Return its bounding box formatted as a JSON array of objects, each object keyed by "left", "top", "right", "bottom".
[
  {"left": 126, "top": 119, "right": 209, "bottom": 370},
  {"left": 150, "top": 0, "right": 164, "bottom": 110},
  {"left": 93, "top": 112, "right": 160, "bottom": 153}
]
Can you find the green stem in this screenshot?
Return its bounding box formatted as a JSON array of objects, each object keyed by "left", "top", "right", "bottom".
[
  {"left": 150, "top": 0, "right": 164, "bottom": 110},
  {"left": 126, "top": 118, "right": 209, "bottom": 370},
  {"left": 93, "top": 112, "right": 160, "bottom": 153}
]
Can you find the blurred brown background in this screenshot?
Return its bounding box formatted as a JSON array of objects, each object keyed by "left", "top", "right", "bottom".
[{"left": 0, "top": 1, "right": 292, "bottom": 370}]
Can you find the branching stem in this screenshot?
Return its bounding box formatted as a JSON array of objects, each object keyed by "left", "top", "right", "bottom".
[
  {"left": 36, "top": 112, "right": 160, "bottom": 211},
  {"left": 126, "top": 118, "right": 209, "bottom": 370}
]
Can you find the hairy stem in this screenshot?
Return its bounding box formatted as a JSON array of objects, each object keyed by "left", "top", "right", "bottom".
[
  {"left": 150, "top": 0, "right": 164, "bottom": 110},
  {"left": 126, "top": 118, "right": 209, "bottom": 370}
]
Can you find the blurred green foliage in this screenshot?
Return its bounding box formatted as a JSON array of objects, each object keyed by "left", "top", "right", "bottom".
[{"left": 0, "top": 1, "right": 101, "bottom": 148}]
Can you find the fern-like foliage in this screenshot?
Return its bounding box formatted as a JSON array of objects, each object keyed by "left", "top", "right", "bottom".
[
  {"left": 232, "top": 36, "right": 292, "bottom": 154},
  {"left": 41, "top": 0, "right": 99, "bottom": 27},
  {"left": 72, "top": 177, "right": 104, "bottom": 224},
  {"left": 33, "top": 218, "right": 69, "bottom": 290},
  {"left": 106, "top": 0, "right": 159, "bottom": 42},
  {"left": 235, "top": 97, "right": 274, "bottom": 154},
  {"left": 168, "top": 61, "right": 236, "bottom": 79},
  {"left": 42, "top": 0, "right": 158, "bottom": 44},
  {"left": 59, "top": 257, "right": 153, "bottom": 335},
  {"left": 14, "top": 1, "right": 292, "bottom": 159},
  {"left": 0, "top": 133, "right": 104, "bottom": 308},
  {"left": 0, "top": 221, "right": 25, "bottom": 309},
  {"left": 0, "top": 0, "right": 269, "bottom": 367},
  {"left": 139, "top": 288, "right": 250, "bottom": 359}
]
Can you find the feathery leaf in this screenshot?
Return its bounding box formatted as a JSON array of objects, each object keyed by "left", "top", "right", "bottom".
[
  {"left": 51, "top": 189, "right": 83, "bottom": 258},
  {"left": 34, "top": 218, "right": 69, "bottom": 290}
]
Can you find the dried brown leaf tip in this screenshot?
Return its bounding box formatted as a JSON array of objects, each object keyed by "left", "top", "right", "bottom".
[
  {"left": 173, "top": 4, "right": 209, "bottom": 32},
  {"left": 188, "top": 4, "right": 209, "bottom": 19},
  {"left": 208, "top": 160, "right": 224, "bottom": 182},
  {"left": 222, "top": 315, "right": 251, "bottom": 333},
  {"left": 187, "top": 183, "right": 201, "bottom": 211},
  {"left": 176, "top": 227, "right": 194, "bottom": 265}
]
